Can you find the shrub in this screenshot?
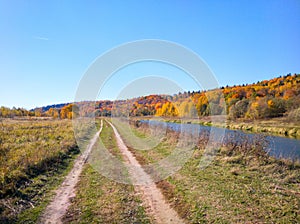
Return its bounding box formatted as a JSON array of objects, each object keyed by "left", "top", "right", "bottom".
[{"left": 288, "top": 107, "right": 300, "bottom": 121}]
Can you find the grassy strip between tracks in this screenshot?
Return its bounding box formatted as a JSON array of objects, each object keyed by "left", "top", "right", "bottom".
[{"left": 63, "top": 119, "right": 152, "bottom": 223}]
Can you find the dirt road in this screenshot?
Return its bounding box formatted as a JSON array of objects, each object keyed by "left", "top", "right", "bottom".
[
  {"left": 39, "top": 120, "right": 103, "bottom": 224},
  {"left": 108, "top": 121, "right": 184, "bottom": 224},
  {"left": 40, "top": 119, "right": 183, "bottom": 224}
]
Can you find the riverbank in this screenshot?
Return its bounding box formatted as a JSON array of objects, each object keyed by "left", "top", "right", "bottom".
[
  {"left": 131, "top": 116, "right": 300, "bottom": 139},
  {"left": 113, "top": 118, "right": 300, "bottom": 223}
]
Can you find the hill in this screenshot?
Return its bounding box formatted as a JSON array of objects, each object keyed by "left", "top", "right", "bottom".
[{"left": 1, "top": 73, "right": 299, "bottom": 121}]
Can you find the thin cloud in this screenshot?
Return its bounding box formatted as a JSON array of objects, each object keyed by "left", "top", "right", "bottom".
[{"left": 33, "top": 36, "right": 49, "bottom": 41}]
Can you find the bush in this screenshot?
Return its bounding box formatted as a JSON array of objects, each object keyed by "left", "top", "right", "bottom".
[
  {"left": 229, "top": 99, "right": 249, "bottom": 119},
  {"left": 246, "top": 98, "right": 286, "bottom": 119},
  {"left": 288, "top": 107, "right": 300, "bottom": 121}
]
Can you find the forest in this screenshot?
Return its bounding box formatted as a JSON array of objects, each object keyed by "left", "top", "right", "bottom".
[{"left": 1, "top": 73, "right": 299, "bottom": 121}]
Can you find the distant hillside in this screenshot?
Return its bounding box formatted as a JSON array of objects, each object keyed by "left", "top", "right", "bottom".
[
  {"left": 32, "top": 103, "right": 69, "bottom": 112},
  {"left": 168, "top": 73, "right": 300, "bottom": 120},
  {"left": 1, "top": 73, "right": 299, "bottom": 121},
  {"left": 70, "top": 73, "right": 300, "bottom": 120}
]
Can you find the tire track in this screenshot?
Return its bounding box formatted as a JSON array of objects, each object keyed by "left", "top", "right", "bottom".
[
  {"left": 108, "top": 121, "right": 184, "bottom": 224},
  {"left": 39, "top": 120, "right": 103, "bottom": 224}
]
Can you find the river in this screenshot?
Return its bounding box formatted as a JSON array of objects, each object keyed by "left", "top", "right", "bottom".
[{"left": 140, "top": 120, "right": 300, "bottom": 161}]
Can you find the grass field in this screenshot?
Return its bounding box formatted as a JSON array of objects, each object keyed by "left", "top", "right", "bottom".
[
  {"left": 0, "top": 119, "right": 80, "bottom": 223},
  {"left": 114, "top": 118, "right": 300, "bottom": 223}
]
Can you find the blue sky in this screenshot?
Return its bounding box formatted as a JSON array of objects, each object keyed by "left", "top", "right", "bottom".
[{"left": 0, "top": 0, "right": 299, "bottom": 109}]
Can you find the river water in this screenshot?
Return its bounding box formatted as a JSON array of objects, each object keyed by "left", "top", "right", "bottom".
[{"left": 140, "top": 120, "right": 300, "bottom": 161}]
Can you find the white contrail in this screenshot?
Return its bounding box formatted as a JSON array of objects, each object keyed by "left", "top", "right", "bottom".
[{"left": 33, "top": 36, "right": 49, "bottom": 41}]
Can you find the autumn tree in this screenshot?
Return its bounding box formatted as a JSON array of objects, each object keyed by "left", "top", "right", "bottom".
[
  {"left": 60, "top": 104, "right": 78, "bottom": 119},
  {"left": 156, "top": 102, "right": 179, "bottom": 117},
  {"left": 267, "top": 98, "right": 286, "bottom": 117},
  {"left": 34, "top": 108, "right": 43, "bottom": 117},
  {"left": 229, "top": 99, "right": 249, "bottom": 119},
  {"left": 46, "top": 108, "right": 59, "bottom": 118}
]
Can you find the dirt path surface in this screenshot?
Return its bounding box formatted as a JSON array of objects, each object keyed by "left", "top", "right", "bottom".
[
  {"left": 39, "top": 120, "right": 103, "bottom": 224},
  {"left": 108, "top": 121, "right": 184, "bottom": 224}
]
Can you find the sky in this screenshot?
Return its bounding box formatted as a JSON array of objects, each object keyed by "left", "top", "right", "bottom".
[{"left": 0, "top": 0, "right": 299, "bottom": 109}]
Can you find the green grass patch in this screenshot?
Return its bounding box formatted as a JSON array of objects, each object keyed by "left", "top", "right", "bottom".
[{"left": 100, "top": 120, "right": 124, "bottom": 161}]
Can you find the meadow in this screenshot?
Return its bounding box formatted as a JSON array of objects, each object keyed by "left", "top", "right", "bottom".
[{"left": 0, "top": 118, "right": 79, "bottom": 223}]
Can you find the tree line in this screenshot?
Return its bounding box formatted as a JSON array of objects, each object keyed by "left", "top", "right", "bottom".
[
  {"left": 1, "top": 73, "right": 299, "bottom": 121},
  {"left": 0, "top": 104, "right": 79, "bottom": 119}
]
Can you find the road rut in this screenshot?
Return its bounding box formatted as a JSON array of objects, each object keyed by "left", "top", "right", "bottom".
[
  {"left": 108, "top": 121, "right": 184, "bottom": 224},
  {"left": 39, "top": 120, "right": 103, "bottom": 224}
]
